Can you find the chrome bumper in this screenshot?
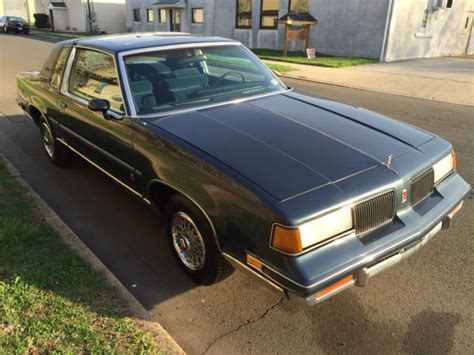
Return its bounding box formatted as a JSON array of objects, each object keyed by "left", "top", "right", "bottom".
[{"left": 288, "top": 202, "right": 463, "bottom": 306}]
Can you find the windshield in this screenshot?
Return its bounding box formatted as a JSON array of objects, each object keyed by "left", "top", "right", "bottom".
[{"left": 123, "top": 45, "right": 286, "bottom": 115}]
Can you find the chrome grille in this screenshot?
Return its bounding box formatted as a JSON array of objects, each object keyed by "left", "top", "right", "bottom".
[
  {"left": 411, "top": 168, "right": 434, "bottom": 206},
  {"left": 353, "top": 190, "right": 396, "bottom": 235}
]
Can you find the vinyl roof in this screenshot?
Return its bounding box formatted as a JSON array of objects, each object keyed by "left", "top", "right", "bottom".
[{"left": 71, "top": 32, "right": 238, "bottom": 54}]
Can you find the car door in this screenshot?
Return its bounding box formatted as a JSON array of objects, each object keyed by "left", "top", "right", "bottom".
[{"left": 57, "top": 47, "right": 137, "bottom": 188}]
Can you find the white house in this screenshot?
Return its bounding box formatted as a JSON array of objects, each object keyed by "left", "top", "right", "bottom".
[
  {"left": 124, "top": 0, "right": 474, "bottom": 61},
  {"left": 0, "top": 0, "right": 127, "bottom": 33}
]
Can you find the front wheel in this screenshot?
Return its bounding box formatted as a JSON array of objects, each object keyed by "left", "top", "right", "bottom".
[
  {"left": 165, "top": 194, "right": 233, "bottom": 285},
  {"left": 40, "top": 120, "right": 68, "bottom": 166}
]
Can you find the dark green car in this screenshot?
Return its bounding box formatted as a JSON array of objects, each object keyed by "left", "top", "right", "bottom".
[{"left": 16, "top": 33, "right": 470, "bottom": 305}]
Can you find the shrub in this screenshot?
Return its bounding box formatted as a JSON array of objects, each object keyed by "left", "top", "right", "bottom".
[{"left": 33, "top": 13, "right": 50, "bottom": 28}]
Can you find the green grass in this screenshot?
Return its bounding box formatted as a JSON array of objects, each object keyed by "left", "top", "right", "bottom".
[
  {"left": 0, "top": 161, "right": 158, "bottom": 353},
  {"left": 265, "top": 63, "right": 297, "bottom": 74},
  {"left": 31, "top": 30, "right": 84, "bottom": 41},
  {"left": 252, "top": 49, "right": 378, "bottom": 68}
]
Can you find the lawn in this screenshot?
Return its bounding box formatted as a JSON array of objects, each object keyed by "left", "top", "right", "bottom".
[
  {"left": 0, "top": 160, "right": 158, "bottom": 353},
  {"left": 30, "top": 29, "right": 85, "bottom": 41},
  {"left": 265, "top": 63, "right": 297, "bottom": 74},
  {"left": 253, "top": 49, "right": 378, "bottom": 68}
]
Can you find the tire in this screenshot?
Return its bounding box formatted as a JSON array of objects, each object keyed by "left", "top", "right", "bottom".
[
  {"left": 24, "top": 30, "right": 29, "bottom": 35},
  {"left": 40, "top": 120, "right": 68, "bottom": 166},
  {"left": 165, "top": 194, "right": 233, "bottom": 285}
]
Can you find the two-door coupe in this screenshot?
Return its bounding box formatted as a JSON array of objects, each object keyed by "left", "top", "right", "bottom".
[{"left": 16, "top": 33, "right": 470, "bottom": 305}]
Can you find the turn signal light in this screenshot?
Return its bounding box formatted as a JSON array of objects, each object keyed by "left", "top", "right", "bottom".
[
  {"left": 246, "top": 254, "right": 263, "bottom": 270},
  {"left": 452, "top": 151, "right": 457, "bottom": 171},
  {"left": 315, "top": 274, "right": 355, "bottom": 298},
  {"left": 271, "top": 226, "right": 303, "bottom": 254}
]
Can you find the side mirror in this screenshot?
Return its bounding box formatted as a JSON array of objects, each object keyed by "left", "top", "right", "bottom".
[{"left": 88, "top": 98, "right": 110, "bottom": 113}]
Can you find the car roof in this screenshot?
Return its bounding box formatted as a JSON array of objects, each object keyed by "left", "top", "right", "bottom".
[{"left": 70, "top": 32, "right": 239, "bottom": 54}]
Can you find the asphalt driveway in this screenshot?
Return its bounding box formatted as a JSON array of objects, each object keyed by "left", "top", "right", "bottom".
[{"left": 1, "top": 34, "right": 473, "bottom": 354}]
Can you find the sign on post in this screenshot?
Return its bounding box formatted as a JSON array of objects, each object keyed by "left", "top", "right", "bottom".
[{"left": 306, "top": 48, "right": 316, "bottom": 59}]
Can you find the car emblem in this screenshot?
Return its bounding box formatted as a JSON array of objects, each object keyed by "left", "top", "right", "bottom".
[{"left": 402, "top": 189, "right": 407, "bottom": 203}]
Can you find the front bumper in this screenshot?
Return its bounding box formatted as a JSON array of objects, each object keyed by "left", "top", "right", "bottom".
[{"left": 225, "top": 172, "right": 470, "bottom": 306}]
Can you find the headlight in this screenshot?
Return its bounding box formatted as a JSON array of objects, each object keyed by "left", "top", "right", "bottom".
[
  {"left": 271, "top": 206, "right": 353, "bottom": 254},
  {"left": 433, "top": 151, "right": 456, "bottom": 184}
]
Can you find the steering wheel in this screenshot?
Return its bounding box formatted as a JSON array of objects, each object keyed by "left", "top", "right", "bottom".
[{"left": 214, "top": 71, "right": 245, "bottom": 86}]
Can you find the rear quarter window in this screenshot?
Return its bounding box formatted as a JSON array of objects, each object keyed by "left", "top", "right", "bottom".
[
  {"left": 40, "top": 44, "right": 64, "bottom": 79},
  {"left": 50, "top": 45, "right": 71, "bottom": 88}
]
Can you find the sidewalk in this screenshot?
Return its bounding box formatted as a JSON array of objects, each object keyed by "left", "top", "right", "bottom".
[{"left": 265, "top": 57, "right": 474, "bottom": 107}]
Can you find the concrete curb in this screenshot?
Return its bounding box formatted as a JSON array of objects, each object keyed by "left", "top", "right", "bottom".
[
  {"left": 277, "top": 73, "right": 474, "bottom": 108},
  {"left": 0, "top": 154, "right": 185, "bottom": 354}
]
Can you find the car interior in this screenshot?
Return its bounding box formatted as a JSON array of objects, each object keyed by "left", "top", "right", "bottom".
[{"left": 124, "top": 46, "right": 281, "bottom": 114}]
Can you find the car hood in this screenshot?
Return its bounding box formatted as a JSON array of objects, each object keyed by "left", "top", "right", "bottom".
[{"left": 149, "top": 92, "right": 434, "bottom": 202}]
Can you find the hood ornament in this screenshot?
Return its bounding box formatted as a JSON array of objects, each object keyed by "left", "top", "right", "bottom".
[{"left": 385, "top": 154, "right": 394, "bottom": 168}]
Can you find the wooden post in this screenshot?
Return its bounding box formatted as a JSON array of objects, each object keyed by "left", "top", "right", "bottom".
[
  {"left": 304, "top": 25, "right": 310, "bottom": 52},
  {"left": 283, "top": 24, "right": 289, "bottom": 56}
]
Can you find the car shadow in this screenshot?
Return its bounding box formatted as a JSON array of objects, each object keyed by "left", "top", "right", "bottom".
[{"left": 0, "top": 113, "right": 466, "bottom": 353}]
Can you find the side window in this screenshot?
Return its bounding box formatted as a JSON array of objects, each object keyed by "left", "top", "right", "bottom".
[
  {"left": 205, "top": 47, "right": 265, "bottom": 82},
  {"left": 69, "top": 49, "right": 124, "bottom": 113},
  {"left": 50, "top": 46, "right": 71, "bottom": 88}
]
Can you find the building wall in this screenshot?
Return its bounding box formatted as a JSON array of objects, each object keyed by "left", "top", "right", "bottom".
[
  {"left": 63, "top": 0, "right": 86, "bottom": 32},
  {"left": 385, "top": 0, "right": 474, "bottom": 61},
  {"left": 51, "top": 8, "right": 69, "bottom": 31},
  {"left": 91, "top": 0, "right": 126, "bottom": 33},
  {"left": 125, "top": 0, "right": 155, "bottom": 31},
  {"left": 124, "top": 0, "right": 390, "bottom": 59},
  {"left": 307, "top": 0, "right": 390, "bottom": 59}
]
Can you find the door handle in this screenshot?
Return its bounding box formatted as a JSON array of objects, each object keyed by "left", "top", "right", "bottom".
[{"left": 58, "top": 101, "right": 67, "bottom": 110}]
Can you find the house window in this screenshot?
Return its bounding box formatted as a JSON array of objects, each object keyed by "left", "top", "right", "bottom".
[
  {"left": 147, "top": 9, "right": 154, "bottom": 22},
  {"left": 159, "top": 9, "right": 167, "bottom": 23},
  {"left": 289, "top": 0, "right": 309, "bottom": 12},
  {"left": 133, "top": 9, "right": 141, "bottom": 22},
  {"left": 236, "top": 0, "right": 252, "bottom": 29},
  {"left": 421, "top": 9, "right": 429, "bottom": 28},
  {"left": 192, "top": 8, "right": 204, "bottom": 24},
  {"left": 260, "top": 0, "right": 279, "bottom": 29},
  {"left": 446, "top": 0, "right": 453, "bottom": 8}
]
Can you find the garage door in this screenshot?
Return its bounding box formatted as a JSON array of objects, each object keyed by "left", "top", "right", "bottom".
[{"left": 2, "top": 0, "right": 28, "bottom": 20}]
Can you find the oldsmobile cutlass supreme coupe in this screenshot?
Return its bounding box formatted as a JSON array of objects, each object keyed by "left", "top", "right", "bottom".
[{"left": 16, "top": 33, "right": 470, "bottom": 305}]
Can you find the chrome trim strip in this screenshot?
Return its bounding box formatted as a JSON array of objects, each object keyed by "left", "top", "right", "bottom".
[
  {"left": 222, "top": 252, "right": 285, "bottom": 293},
  {"left": 116, "top": 42, "right": 290, "bottom": 118},
  {"left": 119, "top": 41, "right": 241, "bottom": 57},
  {"left": 57, "top": 138, "right": 150, "bottom": 204},
  {"left": 59, "top": 124, "right": 135, "bottom": 173}
]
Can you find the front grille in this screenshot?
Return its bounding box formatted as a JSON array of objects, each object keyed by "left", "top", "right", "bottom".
[
  {"left": 353, "top": 190, "right": 396, "bottom": 235},
  {"left": 411, "top": 168, "right": 434, "bottom": 206}
]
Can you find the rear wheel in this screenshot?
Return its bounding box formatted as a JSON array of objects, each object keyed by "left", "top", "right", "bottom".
[
  {"left": 40, "top": 120, "right": 68, "bottom": 166},
  {"left": 165, "top": 194, "right": 233, "bottom": 285}
]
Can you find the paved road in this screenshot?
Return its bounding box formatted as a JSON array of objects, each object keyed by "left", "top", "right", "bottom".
[{"left": 1, "top": 34, "right": 473, "bottom": 354}]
